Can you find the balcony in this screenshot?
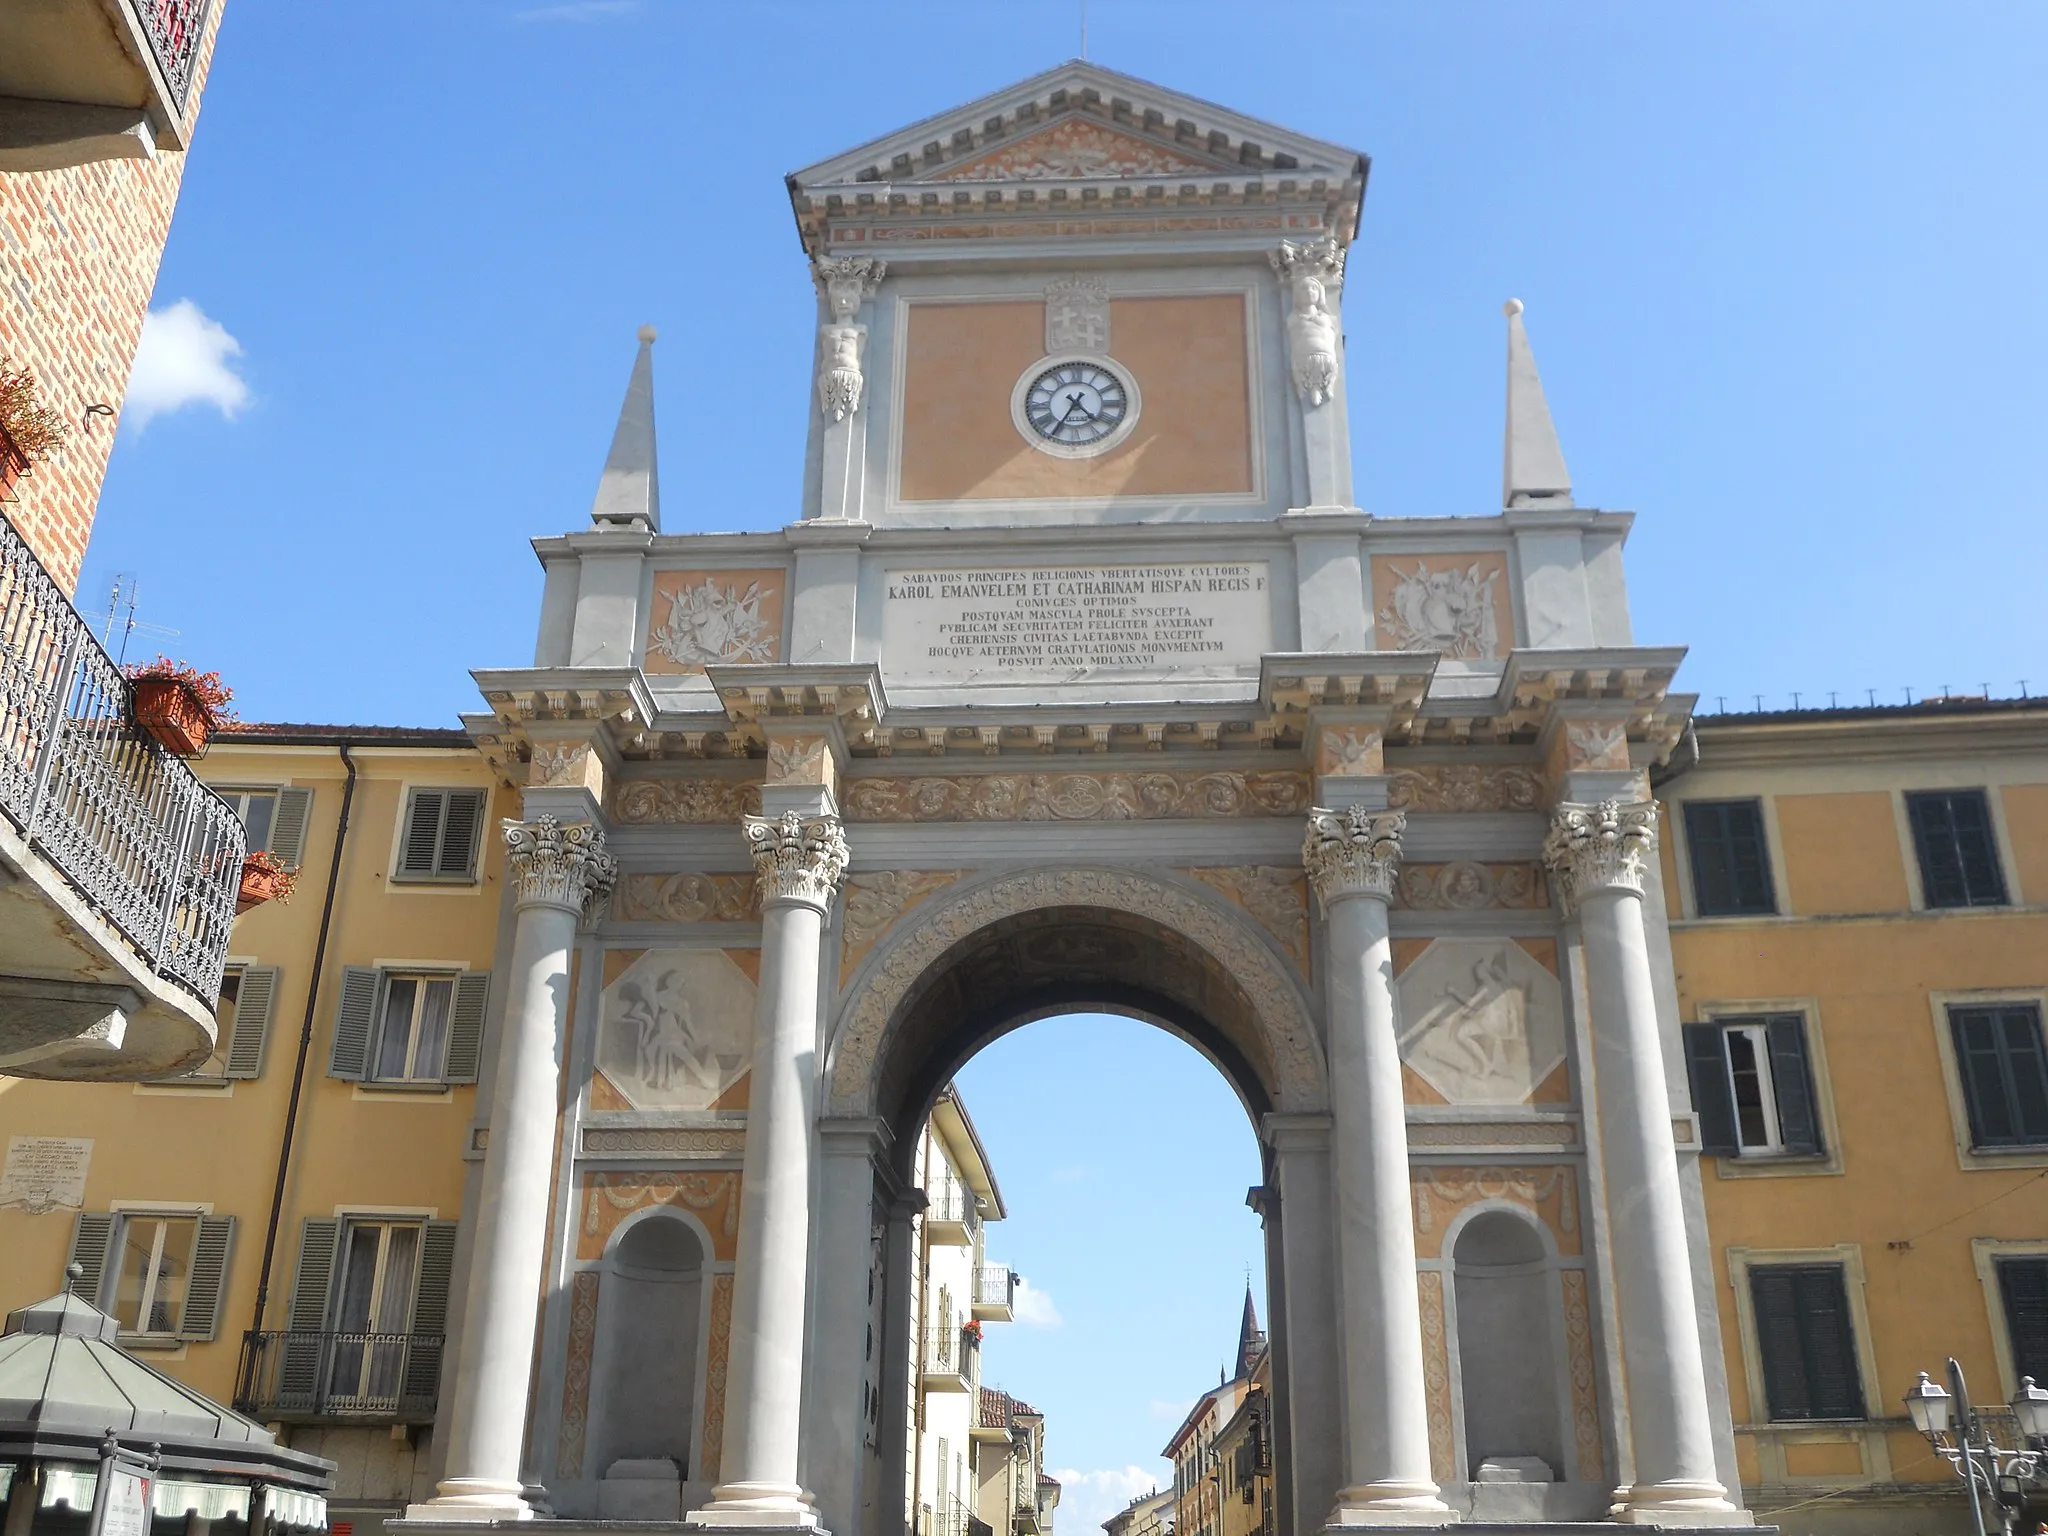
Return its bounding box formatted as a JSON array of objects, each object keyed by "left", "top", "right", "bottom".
[
  {"left": 0, "top": 0, "right": 215, "bottom": 170},
  {"left": 921, "top": 1322, "right": 978, "bottom": 1394},
  {"left": 926, "top": 1187, "right": 981, "bottom": 1248},
  {"left": 973, "top": 1264, "right": 1016, "bottom": 1322},
  {"left": 0, "top": 509, "right": 243, "bottom": 1078},
  {"left": 234, "top": 1330, "right": 445, "bottom": 1425}
]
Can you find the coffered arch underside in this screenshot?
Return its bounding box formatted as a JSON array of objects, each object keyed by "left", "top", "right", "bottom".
[{"left": 825, "top": 864, "right": 1325, "bottom": 1122}]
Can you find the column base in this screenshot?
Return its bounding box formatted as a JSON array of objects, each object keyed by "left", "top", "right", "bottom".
[
  {"left": 1326, "top": 1481, "right": 1459, "bottom": 1529},
  {"left": 1614, "top": 1483, "right": 1748, "bottom": 1528},
  {"left": 685, "top": 1482, "right": 826, "bottom": 1533},
  {"left": 401, "top": 1478, "right": 536, "bottom": 1523}
]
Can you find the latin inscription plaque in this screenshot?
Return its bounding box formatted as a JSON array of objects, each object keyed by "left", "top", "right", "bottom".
[{"left": 881, "top": 562, "right": 1271, "bottom": 683}]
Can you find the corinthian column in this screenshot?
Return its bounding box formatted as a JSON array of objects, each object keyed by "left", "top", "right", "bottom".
[
  {"left": 1303, "top": 807, "right": 1451, "bottom": 1529},
  {"left": 690, "top": 811, "right": 848, "bottom": 1533},
  {"left": 416, "top": 817, "right": 614, "bottom": 1521},
  {"left": 1545, "top": 802, "right": 1736, "bottom": 1526}
]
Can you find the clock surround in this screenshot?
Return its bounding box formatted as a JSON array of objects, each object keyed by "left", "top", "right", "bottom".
[{"left": 1008, "top": 353, "right": 1143, "bottom": 459}]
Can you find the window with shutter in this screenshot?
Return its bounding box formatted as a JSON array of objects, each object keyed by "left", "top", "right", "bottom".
[
  {"left": 1908, "top": 790, "right": 2008, "bottom": 908},
  {"left": 1687, "top": 1015, "right": 1823, "bottom": 1158},
  {"left": 328, "top": 966, "right": 381, "bottom": 1079},
  {"left": 396, "top": 788, "right": 487, "bottom": 882},
  {"left": 1998, "top": 1258, "right": 2048, "bottom": 1387},
  {"left": 270, "top": 787, "right": 314, "bottom": 868},
  {"left": 1950, "top": 1005, "right": 2048, "bottom": 1149},
  {"left": 1750, "top": 1263, "right": 1865, "bottom": 1421},
  {"left": 401, "top": 1221, "right": 459, "bottom": 1410},
  {"left": 224, "top": 966, "right": 280, "bottom": 1079},
  {"left": 1682, "top": 799, "right": 1777, "bottom": 916},
  {"left": 66, "top": 1212, "right": 116, "bottom": 1305},
  {"left": 178, "top": 1215, "right": 236, "bottom": 1341},
  {"left": 1683, "top": 1024, "right": 1741, "bottom": 1156},
  {"left": 279, "top": 1219, "right": 341, "bottom": 1408},
  {"left": 444, "top": 971, "right": 491, "bottom": 1084}
]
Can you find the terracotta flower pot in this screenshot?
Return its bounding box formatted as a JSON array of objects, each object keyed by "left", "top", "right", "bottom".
[
  {"left": 237, "top": 857, "right": 291, "bottom": 914},
  {"left": 132, "top": 676, "right": 216, "bottom": 756}
]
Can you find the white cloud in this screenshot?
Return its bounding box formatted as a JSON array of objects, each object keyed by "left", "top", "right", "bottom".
[
  {"left": 126, "top": 300, "right": 248, "bottom": 429},
  {"left": 1013, "top": 1277, "right": 1062, "bottom": 1329},
  {"left": 512, "top": 0, "right": 637, "bottom": 20},
  {"left": 1047, "top": 1466, "right": 1163, "bottom": 1536}
]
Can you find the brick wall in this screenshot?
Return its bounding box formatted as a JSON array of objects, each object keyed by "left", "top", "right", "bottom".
[{"left": 0, "top": 4, "right": 226, "bottom": 595}]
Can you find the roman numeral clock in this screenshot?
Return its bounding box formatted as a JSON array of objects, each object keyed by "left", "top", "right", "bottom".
[{"left": 1009, "top": 354, "right": 1142, "bottom": 458}]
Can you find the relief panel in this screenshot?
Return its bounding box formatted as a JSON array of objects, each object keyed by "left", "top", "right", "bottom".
[
  {"left": 1396, "top": 939, "right": 1566, "bottom": 1106},
  {"left": 1370, "top": 552, "right": 1513, "bottom": 661},
  {"left": 596, "top": 949, "right": 756, "bottom": 1111},
  {"left": 643, "top": 569, "right": 787, "bottom": 675}
]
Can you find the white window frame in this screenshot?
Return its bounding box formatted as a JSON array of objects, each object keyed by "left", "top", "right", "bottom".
[
  {"left": 368, "top": 969, "right": 461, "bottom": 1085},
  {"left": 1697, "top": 1000, "right": 1845, "bottom": 1178},
  {"left": 1972, "top": 1239, "right": 2048, "bottom": 1400},
  {"left": 1928, "top": 988, "right": 2048, "bottom": 1171},
  {"left": 1724, "top": 1244, "right": 1890, "bottom": 1488},
  {"left": 386, "top": 782, "right": 490, "bottom": 892},
  {"left": 103, "top": 1202, "right": 212, "bottom": 1343},
  {"left": 212, "top": 784, "right": 284, "bottom": 856}
]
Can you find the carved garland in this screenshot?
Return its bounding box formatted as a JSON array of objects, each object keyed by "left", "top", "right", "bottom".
[{"left": 828, "top": 867, "right": 1324, "bottom": 1114}]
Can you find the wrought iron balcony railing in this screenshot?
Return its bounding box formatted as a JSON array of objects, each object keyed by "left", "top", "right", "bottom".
[
  {"left": 0, "top": 510, "right": 243, "bottom": 1005},
  {"left": 921, "top": 1321, "right": 979, "bottom": 1390},
  {"left": 137, "top": 0, "right": 215, "bottom": 111},
  {"left": 973, "top": 1264, "right": 1016, "bottom": 1318},
  {"left": 235, "top": 1330, "right": 444, "bottom": 1423}
]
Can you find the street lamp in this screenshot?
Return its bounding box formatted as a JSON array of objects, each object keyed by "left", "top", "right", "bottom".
[{"left": 1904, "top": 1358, "right": 2048, "bottom": 1536}]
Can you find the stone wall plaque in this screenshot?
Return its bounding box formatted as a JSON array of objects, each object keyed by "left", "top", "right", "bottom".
[
  {"left": 0, "top": 1135, "right": 92, "bottom": 1212},
  {"left": 880, "top": 562, "right": 1271, "bottom": 683}
]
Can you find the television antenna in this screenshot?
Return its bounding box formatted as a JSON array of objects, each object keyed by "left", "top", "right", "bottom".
[{"left": 97, "top": 573, "right": 180, "bottom": 667}]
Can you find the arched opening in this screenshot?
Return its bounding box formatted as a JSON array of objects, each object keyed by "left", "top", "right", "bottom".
[
  {"left": 590, "top": 1211, "right": 707, "bottom": 1516},
  {"left": 1450, "top": 1209, "right": 1565, "bottom": 1484},
  {"left": 823, "top": 885, "right": 1328, "bottom": 1536}
]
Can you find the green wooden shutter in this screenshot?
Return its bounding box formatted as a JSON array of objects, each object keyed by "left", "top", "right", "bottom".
[
  {"left": 279, "top": 1219, "right": 341, "bottom": 1408},
  {"left": 270, "top": 787, "right": 314, "bottom": 869},
  {"left": 225, "top": 966, "right": 280, "bottom": 1079},
  {"left": 2000, "top": 1258, "right": 2048, "bottom": 1386},
  {"left": 66, "top": 1212, "right": 116, "bottom": 1306},
  {"left": 402, "top": 1220, "right": 459, "bottom": 1408},
  {"left": 327, "top": 966, "right": 381, "bottom": 1079},
  {"left": 444, "top": 971, "right": 490, "bottom": 1084},
  {"left": 1682, "top": 1025, "right": 1740, "bottom": 1156},
  {"left": 401, "top": 790, "right": 447, "bottom": 875},
  {"left": 437, "top": 790, "right": 486, "bottom": 877},
  {"left": 178, "top": 1215, "right": 236, "bottom": 1341},
  {"left": 1683, "top": 800, "right": 1776, "bottom": 916},
  {"left": 1765, "top": 1015, "right": 1822, "bottom": 1156},
  {"left": 1752, "top": 1264, "right": 1863, "bottom": 1421}
]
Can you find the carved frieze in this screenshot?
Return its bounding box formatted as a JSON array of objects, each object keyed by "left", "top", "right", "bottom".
[
  {"left": 556, "top": 1269, "right": 600, "bottom": 1479},
  {"left": 613, "top": 778, "right": 763, "bottom": 826},
  {"left": 1417, "top": 1269, "right": 1455, "bottom": 1485},
  {"left": 1394, "top": 861, "right": 1548, "bottom": 912},
  {"left": 934, "top": 118, "right": 1217, "bottom": 182},
  {"left": 1561, "top": 1269, "right": 1605, "bottom": 1480},
  {"left": 1184, "top": 866, "right": 1309, "bottom": 969},
  {"left": 841, "top": 870, "right": 964, "bottom": 978},
  {"left": 1410, "top": 1164, "right": 1579, "bottom": 1248},
  {"left": 577, "top": 1168, "right": 740, "bottom": 1260},
  {"left": 1406, "top": 1120, "right": 1576, "bottom": 1149},
  {"left": 1385, "top": 764, "right": 1545, "bottom": 814},
  {"left": 581, "top": 1127, "right": 748, "bottom": 1158},
  {"left": 841, "top": 769, "right": 1310, "bottom": 823},
  {"left": 701, "top": 1273, "right": 734, "bottom": 1485},
  {"left": 612, "top": 872, "right": 760, "bottom": 924}
]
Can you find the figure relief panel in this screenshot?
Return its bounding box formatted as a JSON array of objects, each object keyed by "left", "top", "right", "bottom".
[
  {"left": 1396, "top": 939, "right": 1566, "bottom": 1106},
  {"left": 1393, "top": 861, "right": 1548, "bottom": 912},
  {"left": 642, "top": 569, "right": 787, "bottom": 675},
  {"left": 1370, "top": 552, "right": 1513, "bottom": 661},
  {"left": 596, "top": 949, "right": 757, "bottom": 1112},
  {"left": 612, "top": 872, "right": 761, "bottom": 924},
  {"left": 898, "top": 294, "right": 1251, "bottom": 503}
]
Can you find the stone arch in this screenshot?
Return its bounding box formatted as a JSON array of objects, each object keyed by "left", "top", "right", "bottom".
[{"left": 825, "top": 864, "right": 1325, "bottom": 1126}]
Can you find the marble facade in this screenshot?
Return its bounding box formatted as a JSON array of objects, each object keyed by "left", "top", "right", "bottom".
[{"left": 397, "top": 60, "right": 1752, "bottom": 1536}]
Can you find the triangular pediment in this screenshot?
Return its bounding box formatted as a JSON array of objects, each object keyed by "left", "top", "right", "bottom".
[
  {"left": 929, "top": 115, "right": 1229, "bottom": 183},
  {"left": 790, "top": 60, "right": 1364, "bottom": 192}
]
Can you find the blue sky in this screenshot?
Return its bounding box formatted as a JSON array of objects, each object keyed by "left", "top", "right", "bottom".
[{"left": 84, "top": 2, "right": 2047, "bottom": 1522}]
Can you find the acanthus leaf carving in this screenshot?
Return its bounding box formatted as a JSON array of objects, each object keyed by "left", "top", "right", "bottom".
[
  {"left": 745, "top": 810, "right": 850, "bottom": 910},
  {"left": 1302, "top": 805, "right": 1405, "bottom": 908},
  {"left": 1543, "top": 799, "right": 1659, "bottom": 905},
  {"left": 840, "top": 870, "right": 963, "bottom": 978},
  {"left": 1185, "top": 866, "right": 1309, "bottom": 970},
  {"left": 1385, "top": 765, "right": 1545, "bottom": 814},
  {"left": 504, "top": 815, "right": 616, "bottom": 917}
]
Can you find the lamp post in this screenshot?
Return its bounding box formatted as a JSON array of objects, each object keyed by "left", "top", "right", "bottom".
[{"left": 1904, "top": 1359, "right": 2048, "bottom": 1536}]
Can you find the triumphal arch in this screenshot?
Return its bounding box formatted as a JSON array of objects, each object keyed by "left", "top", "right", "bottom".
[{"left": 399, "top": 62, "right": 1754, "bottom": 1536}]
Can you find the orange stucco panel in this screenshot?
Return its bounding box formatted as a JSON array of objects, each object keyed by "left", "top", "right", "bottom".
[
  {"left": 1774, "top": 792, "right": 1910, "bottom": 914},
  {"left": 898, "top": 294, "right": 1252, "bottom": 502},
  {"left": 1999, "top": 783, "right": 2048, "bottom": 903}
]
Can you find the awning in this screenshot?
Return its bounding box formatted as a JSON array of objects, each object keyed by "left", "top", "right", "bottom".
[
  {"left": 260, "top": 1484, "right": 328, "bottom": 1531},
  {"left": 156, "top": 1479, "right": 253, "bottom": 1521}
]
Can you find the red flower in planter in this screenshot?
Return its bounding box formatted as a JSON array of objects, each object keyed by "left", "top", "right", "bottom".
[{"left": 125, "top": 656, "right": 236, "bottom": 756}]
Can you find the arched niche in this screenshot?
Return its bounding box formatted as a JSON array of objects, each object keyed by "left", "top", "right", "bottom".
[
  {"left": 1448, "top": 1206, "right": 1568, "bottom": 1483},
  {"left": 589, "top": 1209, "right": 709, "bottom": 1496}
]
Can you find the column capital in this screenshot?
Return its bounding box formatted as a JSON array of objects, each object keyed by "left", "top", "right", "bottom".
[
  {"left": 745, "top": 810, "right": 850, "bottom": 911},
  {"left": 503, "top": 815, "right": 617, "bottom": 916},
  {"left": 1543, "top": 798, "right": 1659, "bottom": 905},
  {"left": 1302, "top": 805, "right": 1406, "bottom": 909}
]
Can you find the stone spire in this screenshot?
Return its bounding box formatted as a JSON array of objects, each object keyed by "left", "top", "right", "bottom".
[
  {"left": 1235, "top": 1282, "right": 1265, "bottom": 1379},
  {"left": 1502, "top": 299, "right": 1572, "bottom": 509},
  {"left": 590, "top": 324, "right": 660, "bottom": 531}
]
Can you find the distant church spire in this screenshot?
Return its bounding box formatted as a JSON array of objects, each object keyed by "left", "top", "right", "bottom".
[
  {"left": 590, "top": 324, "right": 661, "bottom": 532},
  {"left": 1501, "top": 299, "right": 1572, "bottom": 510},
  {"left": 1235, "top": 1283, "right": 1265, "bottom": 1380}
]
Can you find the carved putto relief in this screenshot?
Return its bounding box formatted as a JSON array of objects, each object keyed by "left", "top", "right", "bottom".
[
  {"left": 1375, "top": 558, "right": 1503, "bottom": 660},
  {"left": 611, "top": 872, "right": 760, "bottom": 924},
  {"left": 841, "top": 770, "right": 1309, "bottom": 823},
  {"left": 595, "top": 949, "right": 756, "bottom": 1111},
  {"left": 1044, "top": 276, "right": 1110, "bottom": 354},
  {"left": 1386, "top": 764, "right": 1545, "bottom": 814},
  {"left": 643, "top": 569, "right": 785, "bottom": 674},
  {"left": 613, "top": 778, "right": 763, "bottom": 826},
  {"left": 934, "top": 118, "right": 1217, "bottom": 182},
  {"left": 1396, "top": 939, "right": 1565, "bottom": 1105},
  {"left": 1394, "top": 861, "right": 1547, "bottom": 912}
]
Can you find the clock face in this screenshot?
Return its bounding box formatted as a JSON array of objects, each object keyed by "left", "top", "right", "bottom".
[{"left": 1023, "top": 361, "right": 1131, "bottom": 447}]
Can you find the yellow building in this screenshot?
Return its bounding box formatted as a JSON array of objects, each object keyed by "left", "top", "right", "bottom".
[
  {"left": 1664, "top": 699, "right": 2048, "bottom": 1534},
  {"left": 0, "top": 725, "right": 510, "bottom": 1531}
]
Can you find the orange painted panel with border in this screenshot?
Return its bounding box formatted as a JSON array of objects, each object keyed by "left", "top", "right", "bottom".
[
  {"left": 1774, "top": 792, "right": 1910, "bottom": 915},
  {"left": 1999, "top": 783, "right": 2048, "bottom": 904},
  {"left": 898, "top": 295, "right": 1252, "bottom": 502}
]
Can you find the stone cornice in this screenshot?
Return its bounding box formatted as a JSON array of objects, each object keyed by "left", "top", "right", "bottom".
[
  {"left": 504, "top": 816, "right": 617, "bottom": 917},
  {"left": 1542, "top": 799, "right": 1658, "bottom": 906},
  {"left": 744, "top": 811, "right": 850, "bottom": 912},
  {"left": 1302, "top": 805, "right": 1405, "bottom": 909}
]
